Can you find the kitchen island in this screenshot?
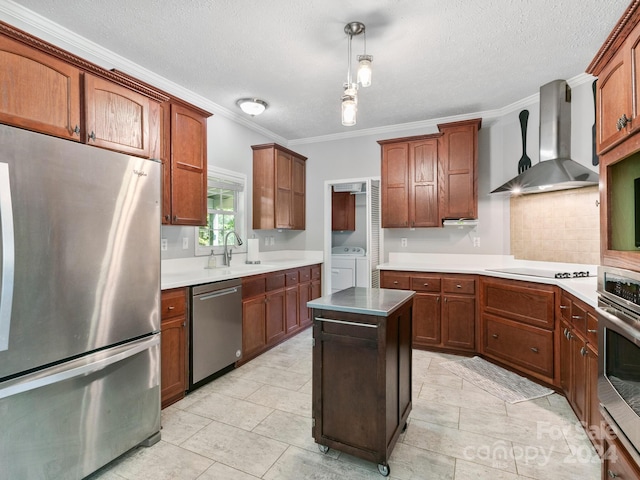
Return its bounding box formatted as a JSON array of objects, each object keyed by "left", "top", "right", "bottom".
[{"left": 308, "top": 287, "right": 414, "bottom": 477}]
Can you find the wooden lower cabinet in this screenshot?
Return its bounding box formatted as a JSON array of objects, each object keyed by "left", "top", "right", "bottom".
[
  {"left": 381, "top": 271, "right": 476, "bottom": 352},
  {"left": 602, "top": 431, "right": 640, "bottom": 480},
  {"left": 479, "top": 277, "right": 556, "bottom": 385},
  {"left": 241, "top": 264, "right": 321, "bottom": 363},
  {"left": 160, "top": 288, "right": 188, "bottom": 409}
]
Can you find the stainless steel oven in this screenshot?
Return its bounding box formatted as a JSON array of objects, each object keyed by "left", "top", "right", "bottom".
[{"left": 597, "top": 265, "right": 640, "bottom": 463}]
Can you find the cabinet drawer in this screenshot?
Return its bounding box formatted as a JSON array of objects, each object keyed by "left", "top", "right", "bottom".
[
  {"left": 481, "top": 279, "right": 555, "bottom": 329},
  {"left": 266, "top": 272, "right": 285, "bottom": 291},
  {"left": 483, "top": 315, "right": 554, "bottom": 378},
  {"left": 381, "top": 272, "right": 410, "bottom": 290},
  {"left": 299, "top": 267, "right": 312, "bottom": 283},
  {"left": 442, "top": 277, "right": 475, "bottom": 295},
  {"left": 410, "top": 276, "right": 441, "bottom": 293},
  {"left": 311, "top": 265, "right": 321, "bottom": 281},
  {"left": 586, "top": 311, "right": 598, "bottom": 352},
  {"left": 161, "top": 288, "right": 186, "bottom": 319},
  {"left": 285, "top": 270, "right": 299, "bottom": 286},
  {"left": 242, "top": 276, "right": 266, "bottom": 298}
]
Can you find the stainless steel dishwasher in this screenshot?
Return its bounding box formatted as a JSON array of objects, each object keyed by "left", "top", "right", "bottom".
[{"left": 190, "top": 278, "right": 242, "bottom": 389}]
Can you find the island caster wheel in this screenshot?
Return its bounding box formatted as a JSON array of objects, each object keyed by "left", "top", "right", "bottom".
[
  {"left": 377, "top": 463, "right": 390, "bottom": 477},
  {"left": 318, "top": 444, "right": 329, "bottom": 454}
]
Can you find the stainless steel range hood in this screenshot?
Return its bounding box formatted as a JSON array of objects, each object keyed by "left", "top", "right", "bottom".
[{"left": 491, "top": 79, "right": 599, "bottom": 194}]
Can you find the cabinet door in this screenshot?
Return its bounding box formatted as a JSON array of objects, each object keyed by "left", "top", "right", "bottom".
[
  {"left": 560, "top": 322, "right": 573, "bottom": 395},
  {"left": 242, "top": 296, "right": 266, "bottom": 357},
  {"left": 84, "top": 73, "right": 152, "bottom": 157},
  {"left": 0, "top": 35, "right": 81, "bottom": 141},
  {"left": 285, "top": 285, "right": 299, "bottom": 333},
  {"left": 332, "top": 191, "right": 356, "bottom": 231},
  {"left": 442, "top": 294, "right": 475, "bottom": 350},
  {"left": 596, "top": 46, "right": 631, "bottom": 154},
  {"left": 265, "top": 289, "right": 286, "bottom": 344},
  {"left": 169, "top": 104, "right": 207, "bottom": 225},
  {"left": 586, "top": 346, "right": 603, "bottom": 450},
  {"left": 291, "top": 156, "right": 306, "bottom": 230},
  {"left": 412, "top": 293, "right": 441, "bottom": 347},
  {"left": 275, "top": 150, "right": 293, "bottom": 229},
  {"left": 159, "top": 101, "right": 172, "bottom": 224},
  {"left": 409, "top": 139, "right": 439, "bottom": 227},
  {"left": 571, "top": 339, "right": 588, "bottom": 422},
  {"left": 438, "top": 120, "right": 479, "bottom": 219},
  {"left": 381, "top": 143, "right": 410, "bottom": 228},
  {"left": 160, "top": 315, "right": 186, "bottom": 408},
  {"left": 298, "top": 282, "right": 311, "bottom": 327}
]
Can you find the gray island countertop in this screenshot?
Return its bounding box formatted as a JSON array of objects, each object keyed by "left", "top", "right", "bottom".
[{"left": 307, "top": 287, "right": 415, "bottom": 317}]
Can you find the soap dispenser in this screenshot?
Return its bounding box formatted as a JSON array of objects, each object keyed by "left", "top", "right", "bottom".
[{"left": 207, "top": 249, "right": 216, "bottom": 269}]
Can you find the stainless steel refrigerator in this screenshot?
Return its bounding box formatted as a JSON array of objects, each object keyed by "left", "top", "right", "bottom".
[{"left": 0, "top": 123, "right": 161, "bottom": 479}]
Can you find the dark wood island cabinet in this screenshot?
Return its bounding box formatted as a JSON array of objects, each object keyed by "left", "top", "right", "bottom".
[{"left": 308, "top": 287, "right": 414, "bottom": 477}]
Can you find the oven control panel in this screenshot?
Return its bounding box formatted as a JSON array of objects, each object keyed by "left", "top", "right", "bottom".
[{"left": 603, "top": 271, "right": 640, "bottom": 307}]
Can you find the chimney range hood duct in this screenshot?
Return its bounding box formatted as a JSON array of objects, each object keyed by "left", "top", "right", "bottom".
[{"left": 491, "top": 79, "right": 599, "bottom": 195}]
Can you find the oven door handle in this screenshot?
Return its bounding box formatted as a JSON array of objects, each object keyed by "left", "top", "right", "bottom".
[{"left": 596, "top": 305, "right": 640, "bottom": 347}]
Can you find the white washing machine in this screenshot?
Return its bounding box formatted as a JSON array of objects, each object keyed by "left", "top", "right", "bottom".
[{"left": 331, "top": 246, "right": 368, "bottom": 293}]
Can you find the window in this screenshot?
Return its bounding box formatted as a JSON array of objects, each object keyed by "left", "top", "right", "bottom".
[{"left": 195, "top": 167, "right": 246, "bottom": 256}]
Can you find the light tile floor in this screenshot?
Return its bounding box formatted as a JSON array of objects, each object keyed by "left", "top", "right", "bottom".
[{"left": 90, "top": 328, "right": 601, "bottom": 479}]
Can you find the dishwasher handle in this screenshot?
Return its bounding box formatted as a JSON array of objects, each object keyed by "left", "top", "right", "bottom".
[{"left": 196, "top": 287, "right": 240, "bottom": 301}]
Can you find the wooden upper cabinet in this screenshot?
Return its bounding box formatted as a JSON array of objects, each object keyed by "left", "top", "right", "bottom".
[
  {"left": 438, "top": 118, "right": 481, "bottom": 220},
  {"left": 0, "top": 34, "right": 81, "bottom": 141},
  {"left": 168, "top": 104, "right": 208, "bottom": 226},
  {"left": 380, "top": 135, "right": 441, "bottom": 228},
  {"left": 332, "top": 190, "right": 356, "bottom": 231},
  {"left": 252, "top": 143, "right": 307, "bottom": 230},
  {"left": 588, "top": 3, "right": 640, "bottom": 155},
  {"left": 84, "top": 73, "right": 158, "bottom": 158}
]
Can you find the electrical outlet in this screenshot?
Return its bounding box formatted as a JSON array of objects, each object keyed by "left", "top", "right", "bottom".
[
  {"left": 473, "top": 237, "right": 481, "bottom": 247},
  {"left": 182, "top": 237, "right": 189, "bottom": 249},
  {"left": 160, "top": 238, "right": 168, "bottom": 251},
  {"left": 401, "top": 238, "right": 408, "bottom": 247},
  {"left": 264, "top": 236, "right": 269, "bottom": 246},
  {"left": 269, "top": 236, "right": 275, "bottom": 246}
]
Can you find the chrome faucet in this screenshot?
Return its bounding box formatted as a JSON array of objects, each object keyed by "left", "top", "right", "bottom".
[{"left": 223, "top": 231, "right": 243, "bottom": 266}]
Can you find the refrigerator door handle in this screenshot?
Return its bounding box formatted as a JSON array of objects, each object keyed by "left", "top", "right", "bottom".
[
  {"left": 0, "top": 162, "right": 14, "bottom": 352},
  {"left": 0, "top": 334, "right": 159, "bottom": 400}
]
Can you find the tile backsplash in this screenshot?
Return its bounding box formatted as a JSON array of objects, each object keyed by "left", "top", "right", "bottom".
[{"left": 510, "top": 186, "right": 600, "bottom": 265}]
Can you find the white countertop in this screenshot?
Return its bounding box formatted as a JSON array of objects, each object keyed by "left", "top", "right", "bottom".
[
  {"left": 379, "top": 253, "right": 598, "bottom": 307},
  {"left": 307, "top": 287, "right": 415, "bottom": 317},
  {"left": 161, "top": 250, "right": 323, "bottom": 290}
]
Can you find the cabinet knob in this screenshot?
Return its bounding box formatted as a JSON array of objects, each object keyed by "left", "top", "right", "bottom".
[
  {"left": 73, "top": 125, "right": 80, "bottom": 136},
  {"left": 423, "top": 283, "right": 429, "bottom": 287},
  {"left": 616, "top": 114, "right": 630, "bottom": 131},
  {"left": 608, "top": 470, "right": 619, "bottom": 478},
  {"left": 456, "top": 284, "right": 462, "bottom": 289},
  {"left": 167, "top": 305, "right": 175, "bottom": 310},
  {"left": 444, "top": 297, "right": 448, "bottom": 303},
  {"left": 560, "top": 305, "right": 568, "bottom": 310},
  {"left": 393, "top": 281, "right": 399, "bottom": 285},
  {"left": 580, "top": 346, "right": 588, "bottom": 356},
  {"left": 164, "top": 215, "right": 170, "bottom": 221},
  {"left": 530, "top": 347, "right": 539, "bottom": 353},
  {"left": 492, "top": 334, "right": 499, "bottom": 339},
  {"left": 88, "top": 131, "right": 96, "bottom": 141}
]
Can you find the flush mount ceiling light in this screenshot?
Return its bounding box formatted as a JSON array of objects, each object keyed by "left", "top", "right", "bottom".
[
  {"left": 341, "top": 21, "right": 373, "bottom": 127},
  {"left": 236, "top": 98, "right": 268, "bottom": 116}
]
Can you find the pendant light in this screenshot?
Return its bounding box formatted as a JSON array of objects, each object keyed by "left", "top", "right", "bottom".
[{"left": 341, "top": 22, "right": 373, "bottom": 126}]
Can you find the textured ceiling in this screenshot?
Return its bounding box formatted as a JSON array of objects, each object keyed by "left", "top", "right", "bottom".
[{"left": 6, "top": 0, "right": 631, "bottom": 141}]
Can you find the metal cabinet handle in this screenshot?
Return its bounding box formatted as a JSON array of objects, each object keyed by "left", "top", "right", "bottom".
[
  {"left": 572, "top": 315, "right": 583, "bottom": 320},
  {"left": 492, "top": 334, "right": 499, "bottom": 339},
  {"left": 444, "top": 297, "right": 448, "bottom": 303},
  {"left": 0, "top": 162, "right": 15, "bottom": 352},
  {"left": 423, "top": 283, "right": 429, "bottom": 286},
  {"left": 167, "top": 305, "right": 175, "bottom": 310},
  {"left": 73, "top": 125, "right": 80, "bottom": 136},
  {"left": 164, "top": 214, "right": 170, "bottom": 221},
  {"left": 531, "top": 347, "right": 539, "bottom": 353},
  {"left": 315, "top": 316, "right": 377, "bottom": 329},
  {"left": 456, "top": 284, "right": 462, "bottom": 289},
  {"left": 393, "top": 281, "right": 399, "bottom": 285},
  {"left": 559, "top": 305, "right": 568, "bottom": 310},
  {"left": 88, "top": 131, "right": 96, "bottom": 141},
  {"left": 608, "top": 470, "right": 619, "bottom": 478},
  {"left": 616, "top": 114, "right": 630, "bottom": 131},
  {"left": 580, "top": 346, "right": 588, "bottom": 356},
  {"left": 588, "top": 329, "right": 597, "bottom": 333}
]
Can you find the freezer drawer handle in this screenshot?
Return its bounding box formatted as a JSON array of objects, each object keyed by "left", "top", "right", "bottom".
[
  {"left": 314, "top": 317, "right": 378, "bottom": 329},
  {"left": 197, "top": 287, "right": 239, "bottom": 301},
  {"left": 0, "top": 162, "right": 15, "bottom": 352},
  {"left": 0, "top": 335, "right": 159, "bottom": 400}
]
